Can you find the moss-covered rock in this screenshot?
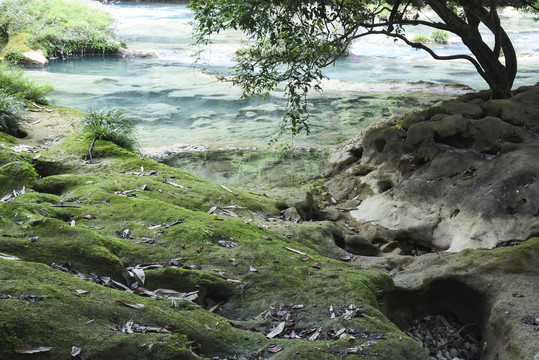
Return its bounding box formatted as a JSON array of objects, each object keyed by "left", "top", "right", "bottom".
[{"left": 0, "top": 161, "right": 38, "bottom": 197}]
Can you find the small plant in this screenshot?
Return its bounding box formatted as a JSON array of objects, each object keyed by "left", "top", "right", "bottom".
[
  {"left": 0, "top": 61, "right": 53, "bottom": 104},
  {"left": 431, "top": 29, "right": 449, "bottom": 44},
  {"left": 4, "top": 49, "right": 27, "bottom": 64},
  {"left": 413, "top": 34, "right": 430, "bottom": 43},
  {"left": 0, "top": 92, "right": 27, "bottom": 137},
  {"left": 81, "top": 107, "right": 137, "bottom": 161}
]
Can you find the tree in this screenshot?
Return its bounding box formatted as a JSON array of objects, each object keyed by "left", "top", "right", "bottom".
[{"left": 189, "top": 0, "right": 538, "bottom": 136}]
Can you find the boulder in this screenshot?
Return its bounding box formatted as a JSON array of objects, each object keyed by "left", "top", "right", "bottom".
[
  {"left": 322, "top": 85, "right": 539, "bottom": 251},
  {"left": 22, "top": 49, "right": 48, "bottom": 66}
]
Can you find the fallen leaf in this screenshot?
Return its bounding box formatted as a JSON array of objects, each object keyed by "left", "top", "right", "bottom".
[
  {"left": 117, "top": 300, "right": 146, "bottom": 310},
  {"left": 512, "top": 293, "right": 524, "bottom": 298},
  {"left": 261, "top": 236, "right": 272, "bottom": 240},
  {"left": 13, "top": 346, "right": 53, "bottom": 354},
  {"left": 0, "top": 253, "right": 20, "bottom": 261},
  {"left": 249, "top": 265, "right": 258, "bottom": 272},
  {"left": 220, "top": 184, "right": 234, "bottom": 194},
  {"left": 267, "top": 345, "right": 283, "bottom": 353},
  {"left": 300, "top": 256, "right": 310, "bottom": 261},
  {"left": 71, "top": 346, "right": 82, "bottom": 357},
  {"left": 213, "top": 216, "right": 227, "bottom": 221},
  {"left": 74, "top": 290, "right": 89, "bottom": 296},
  {"left": 266, "top": 321, "right": 286, "bottom": 339},
  {"left": 309, "top": 327, "right": 322, "bottom": 341},
  {"left": 131, "top": 268, "right": 145, "bottom": 285},
  {"left": 218, "top": 240, "right": 239, "bottom": 248},
  {"left": 283, "top": 246, "right": 306, "bottom": 255},
  {"left": 169, "top": 219, "right": 185, "bottom": 226},
  {"left": 19, "top": 294, "right": 46, "bottom": 302},
  {"left": 311, "top": 262, "right": 323, "bottom": 269}
]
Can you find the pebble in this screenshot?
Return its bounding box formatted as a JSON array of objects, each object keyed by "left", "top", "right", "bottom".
[{"left": 406, "top": 313, "right": 480, "bottom": 360}]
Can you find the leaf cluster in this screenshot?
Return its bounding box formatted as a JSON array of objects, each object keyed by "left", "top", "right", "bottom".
[{"left": 82, "top": 108, "right": 137, "bottom": 152}]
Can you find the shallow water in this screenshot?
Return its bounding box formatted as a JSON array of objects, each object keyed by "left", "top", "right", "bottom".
[{"left": 26, "top": 2, "right": 538, "bottom": 152}]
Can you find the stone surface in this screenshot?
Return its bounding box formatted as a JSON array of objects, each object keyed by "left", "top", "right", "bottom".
[
  {"left": 322, "top": 85, "right": 539, "bottom": 251},
  {"left": 22, "top": 49, "right": 48, "bottom": 65}
]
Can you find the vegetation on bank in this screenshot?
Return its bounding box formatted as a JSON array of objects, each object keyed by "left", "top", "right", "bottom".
[
  {"left": 0, "top": 62, "right": 53, "bottom": 103},
  {"left": 0, "top": 0, "right": 121, "bottom": 61},
  {"left": 0, "top": 61, "right": 53, "bottom": 137}
]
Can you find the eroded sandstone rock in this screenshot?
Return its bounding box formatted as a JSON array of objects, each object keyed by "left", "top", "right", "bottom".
[{"left": 322, "top": 85, "right": 539, "bottom": 251}]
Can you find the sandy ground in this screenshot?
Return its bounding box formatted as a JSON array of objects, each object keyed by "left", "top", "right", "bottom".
[{"left": 22, "top": 105, "right": 83, "bottom": 147}]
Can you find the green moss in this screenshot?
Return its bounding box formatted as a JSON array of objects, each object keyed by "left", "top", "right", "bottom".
[
  {"left": 0, "top": 160, "right": 38, "bottom": 196},
  {"left": 0, "top": 131, "right": 425, "bottom": 358},
  {"left": 0, "top": 33, "right": 32, "bottom": 60}
]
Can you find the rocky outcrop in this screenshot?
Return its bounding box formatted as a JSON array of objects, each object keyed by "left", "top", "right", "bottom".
[
  {"left": 21, "top": 49, "right": 48, "bottom": 66},
  {"left": 322, "top": 84, "right": 539, "bottom": 252}
]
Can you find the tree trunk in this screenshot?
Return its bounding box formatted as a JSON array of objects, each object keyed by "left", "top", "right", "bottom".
[{"left": 427, "top": 0, "right": 516, "bottom": 99}]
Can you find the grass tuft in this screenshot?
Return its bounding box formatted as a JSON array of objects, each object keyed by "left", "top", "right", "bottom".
[
  {"left": 0, "top": 61, "right": 53, "bottom": 104},
  {"left": 0, "top": 91, "right": 27, "bottom": 137},
  {"left": 82, "top": 107, "right": 138, "bottom": 160}
]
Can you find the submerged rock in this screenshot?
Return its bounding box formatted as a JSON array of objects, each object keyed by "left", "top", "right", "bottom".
[{"left": 322, "top": 84, "right": 539, "bottom": 252}]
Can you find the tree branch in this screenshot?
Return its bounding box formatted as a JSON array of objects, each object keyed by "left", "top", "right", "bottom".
[{"left": 372, "top": 30, "right": 487, "bottom": 80}]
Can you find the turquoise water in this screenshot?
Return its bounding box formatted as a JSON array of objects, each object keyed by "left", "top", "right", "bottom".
[{"left": 26, "top": 2, "right": 539, "bottom": 151}]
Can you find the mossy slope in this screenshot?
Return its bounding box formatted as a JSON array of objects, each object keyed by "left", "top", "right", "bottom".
[{"left": 0, "top": 128, "right": 427, "bottom": 359}]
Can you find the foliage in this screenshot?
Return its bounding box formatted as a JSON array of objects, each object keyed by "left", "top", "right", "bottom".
[
  {"left": 0, "top": 0, "right": 120, "bottom": 57},
  {"left": 81, "top": 107, "right": 137, "bottom": 160},
  {"left": 0, "top": 61, "right": 53, "bottom": 104},
  {"left": 431, "top": 29, "right": 449, "bottom": 44},
  {"left": 190, "top": 0, "right": 537, "bottom": 138},
  {"left": 413, "top": 34, "right": 430, "bottom": 43},
  {"left": 0, "top": 91, "right": 27, "bottom": 137},
  {"left": 3, "top": 49, "right": 26, "bottom": 64}
]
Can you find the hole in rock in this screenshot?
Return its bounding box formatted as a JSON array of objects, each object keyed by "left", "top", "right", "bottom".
[
  {"left": 350, "top": 147, "right": 364, "bottom": 159},
  {"left": 333, "top": 233, "right": 346, "bottom": 249},
  {"left": 377, "top": 179, "right": 394, "bottom": 193},
  {"left": 382, "top": 279, "right": 486, "bottom": 360}
]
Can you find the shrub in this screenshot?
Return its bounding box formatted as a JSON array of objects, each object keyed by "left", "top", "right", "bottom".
[
  {"left": 3, "top": 49, "right": 27, "bottom": 64},
  {"left": 0, "top": 0, "right": 120, "bottom": 57},
  {"left": 0, "top": 92, "right": 27, "bottom": 137},
  {"left": 0, "top": 61, "right": 53, "bottom": 104},
  {"left": 81, "top": 108, "right": 137, "bottom": 161},
  {"left": 431, "top": 29, "right": 449, "bottom": 44},
  {"left": 413, "top": 34, "right": 430, "bottom": 43}
]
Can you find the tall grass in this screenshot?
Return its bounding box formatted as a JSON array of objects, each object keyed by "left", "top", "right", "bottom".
[
  {"left": 0, "top": 61, "right": 53, "bottom": 104},
  {"left": 0, "top": 92, "right": 27, "bottom": 137},
  {"left": 82, "top": 108, "right": 137, "bottom": 161},
  {"left": 0, "top": 0, "right": 120, "bottom": 57}
]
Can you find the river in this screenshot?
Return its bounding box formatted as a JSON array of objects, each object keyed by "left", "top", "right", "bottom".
[{"left": 26, "top": 2, "right": 539, "bottom": 187}]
